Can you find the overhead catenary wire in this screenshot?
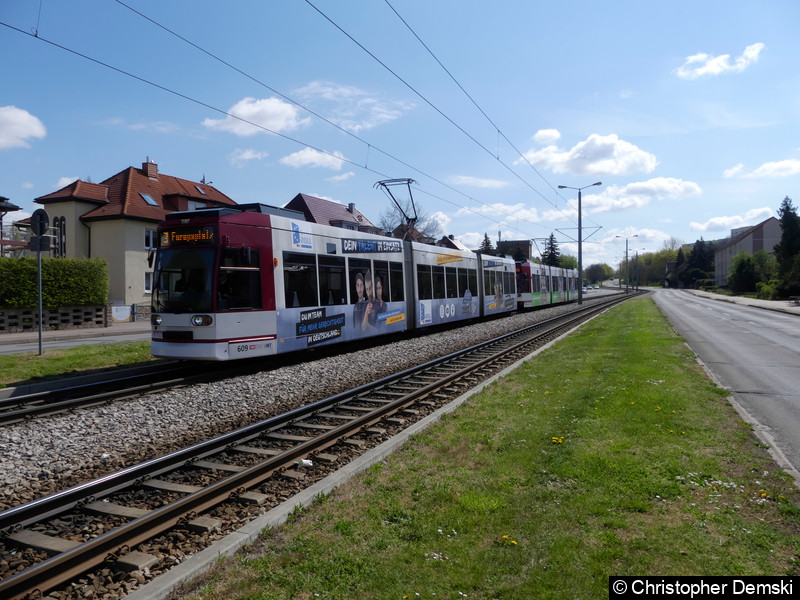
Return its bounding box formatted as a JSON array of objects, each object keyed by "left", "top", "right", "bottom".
[
  {"left": 306, "top": 0, "right": 593, "bottom": 230},
  {"left": 109, "top": 0, "right": 554, "bottom": 236},
  {"left": 1, "top": 5, "right": 568, "bottom": 240}
]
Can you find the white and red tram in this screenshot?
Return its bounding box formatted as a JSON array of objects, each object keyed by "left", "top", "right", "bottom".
[{"left": 150, "top": 204, "right": 517, "bottom": 360}]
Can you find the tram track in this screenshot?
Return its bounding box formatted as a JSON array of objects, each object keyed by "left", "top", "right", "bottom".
[{"left": 0, "top": 293, "right": 638, "bottom": 600}]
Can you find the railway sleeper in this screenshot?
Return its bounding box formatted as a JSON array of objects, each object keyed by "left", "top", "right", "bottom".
[
  {"left": 315, "top": 412, "right": 357, "bottom": 420},
  {"left": 230, "top": 445, "right": 280, "bottom": 457},
  {"left": 193, "top": 460, "right": 246, "bottom": 473},
  {"left": 294, "top": 421, "right": 336, "bottom": 431},
  {"left": 84, "top": 501, "right": 149, "bottom": 519}
]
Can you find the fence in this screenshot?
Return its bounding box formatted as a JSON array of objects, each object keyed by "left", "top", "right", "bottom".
[{"left": 0, "top": 306, "right": 109, "bottom": 333}]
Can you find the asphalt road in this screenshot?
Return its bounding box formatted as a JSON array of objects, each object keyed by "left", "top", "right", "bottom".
[{"left": 652, "top": 288, "right": 800, "bottom": 483}]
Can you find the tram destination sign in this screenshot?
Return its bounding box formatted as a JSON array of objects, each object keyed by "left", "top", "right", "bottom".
[{"left": 160, "top": 226, "right": 217, "bottom": 248}]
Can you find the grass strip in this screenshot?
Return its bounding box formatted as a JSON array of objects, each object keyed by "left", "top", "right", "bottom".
[
  {"left": 175, "top": 298, "right": 798, "bottom": 598},
  {"left": 0, "top": 341, "right": 153, "bottom": 388}
]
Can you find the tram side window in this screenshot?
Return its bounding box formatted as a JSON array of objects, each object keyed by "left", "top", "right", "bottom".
[
  {"left": 417, "top": 264, "right": 433, "bottom": 300},
  {"left": 504, "top": 271, "right": 516, "bottom": 294},
  {"left": 283, "top": 252, "right": 318, "bottom": 308},
  {"left": 516, "top": 269, "right": 530, "bottom": 293},
  {"left": 218, "top": 248, "right": 262, "bottom": 311},
  {"left": 484, "top": 269, "right": 496, "bottom": 296},
  {"left": 462, "top": 268, "right": 477, "bottom": 298},
  {"left": 445, "top": 267, "right": 457, "bottom": 298},
  {"left": 349, "top": 258, "right": 372, "bottom": 305},
  {"left": 319, "top": 256, "right": 346, "bottom": 306},
  {"left": 373, "top": 260, "right": 389, "bottom": 306},
  {"left": 432, "top": 266, "right": 445, "bottom": 299},
  {"left": 389, "top": 261, "right": 404, "bottom": 302}
]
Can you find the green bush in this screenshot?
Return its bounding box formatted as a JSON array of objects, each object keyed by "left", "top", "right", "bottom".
[
  {"left": 0, "top": 257, "right": 108, "bottom": 308},
  {"left": 756, "top": 280, "right": 779, "bottom": 300}
]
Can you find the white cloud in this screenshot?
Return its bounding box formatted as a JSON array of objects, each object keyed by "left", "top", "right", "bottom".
[
  {"left": 228, "top": 148, "right": 269, "bottom": 168},
  {"left": 690, "top": 207, "right": 774, "bottom": 232},
  {"left": 457, "top": 202, "right": 541, "bottom": 224},
  {"left": 581, "top": 177, "right": 702, "bottom": 214},
  {"left": 675, "top": 42, "right": 765, "bottom": 80},
  {"left": 279, "top": 147, "right": 346, "bottom": 170},
  {"left": 448, "top": 175, "right": 509, "bottom": 189},
  {"left": 533, "top": 129, "right": 561, "bottom": 145},
  {"left": 0, "top": 106, "right": 46, "bottom": 149},
  {"left": 327, "top": 171, "right": 355, "bottom": 182},
  {"left": 296, "top": 80, "right": 414, "bottom": 133},
  {"left": 203, "top": 97, "right": 310, "bottom": 136},
  {"left": 429, "top": 211, "right": 452, "bottom": 232},
  {"left": 724, "top": 159, "right": 800, "bottom": 179},
  {"left": 55, "top": 176, "right": 79, "bottom": 189},
  {"left": 454, "top": 232, "right": 485, "bottom": 249},
  {"left": 519, "top": 132, "right": 657, "bottom": 176}
]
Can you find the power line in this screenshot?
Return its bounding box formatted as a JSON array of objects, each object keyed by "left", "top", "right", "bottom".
[
  {"left": 305, "top": 0, "right": 583, "bottom": 225},
  {"left": 109, "top": 1, "right": 553, "bottom": 236},
  {"left": 0, "top": 17, "right": 524, "bottom": 236}
]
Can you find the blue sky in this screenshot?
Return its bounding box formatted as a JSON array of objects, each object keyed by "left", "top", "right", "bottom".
[{"left": 2, "top": 0, "right": 799, "bottom": 269}]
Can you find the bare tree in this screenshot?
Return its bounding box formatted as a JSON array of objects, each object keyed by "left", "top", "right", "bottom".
[
  {"left": 377, "top": 199, "right": 442, "bottom": 241},
  {"left": 660, "top": 236, "right": 684, "bottom": 252}
]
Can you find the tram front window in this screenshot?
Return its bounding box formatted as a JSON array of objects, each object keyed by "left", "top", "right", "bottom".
[{"left": 152, "top": 248, "right": 215, "bottom": 313}]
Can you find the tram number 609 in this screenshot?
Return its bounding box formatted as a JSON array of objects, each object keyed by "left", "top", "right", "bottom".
[{"left": 236, "top": 344, "right": 249, "bottom": 353}]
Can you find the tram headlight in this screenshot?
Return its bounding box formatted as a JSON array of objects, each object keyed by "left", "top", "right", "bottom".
[
  {"left": 191, "top": 314, "right": 213, "bottom": 326},
  {"left": 151, "top": 314, "right": 162, "bottom": 326}
]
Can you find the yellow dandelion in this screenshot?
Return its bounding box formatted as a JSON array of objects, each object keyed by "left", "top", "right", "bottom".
[{"left": 511, "top": 540, "right": 518, "bottom": 545}]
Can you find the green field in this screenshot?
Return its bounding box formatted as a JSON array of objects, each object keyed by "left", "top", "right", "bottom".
[{"left": 165, "top": 297, "right": 800, "bottom": 600}]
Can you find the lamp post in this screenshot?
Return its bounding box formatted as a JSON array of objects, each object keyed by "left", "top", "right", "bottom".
[
  {"left": 557, "top": 181, "right": 602, "bottom": 305},
  {"left": 616, "top": 234, "right": 638, "bottom": 293}
]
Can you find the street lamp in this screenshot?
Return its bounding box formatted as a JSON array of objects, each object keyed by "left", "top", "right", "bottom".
[
  {"left": 616, "top": 234, "right": 638, "bottom": 293},
  {"left": 557, "top": 181, "right": 602, "bottom": 305}
]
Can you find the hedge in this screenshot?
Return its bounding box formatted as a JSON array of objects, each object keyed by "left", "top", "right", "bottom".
[{"left": 0, "top": 257, "right": 109, "bottom": 308}]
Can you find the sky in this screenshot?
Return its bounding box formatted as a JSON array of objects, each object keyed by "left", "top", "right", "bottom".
[{"left": 2, "top": 0, "right": 799, "bottom": 269}]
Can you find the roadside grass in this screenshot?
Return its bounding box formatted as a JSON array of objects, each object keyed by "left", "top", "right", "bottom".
[
  {"left": 0, "top": 341, "right": 153, "bottom": 388},
  {"left": 176, "top": 298, "right": 800, "bottom": 599}
]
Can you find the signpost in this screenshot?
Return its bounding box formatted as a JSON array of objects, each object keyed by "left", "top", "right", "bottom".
[{"left": 31, "top": 209, "right": 49, "bottom": 355}]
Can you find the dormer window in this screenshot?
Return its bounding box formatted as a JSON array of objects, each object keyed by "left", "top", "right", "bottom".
[{"left": 140, "top": 193, "right": 158, "bottom": 206}]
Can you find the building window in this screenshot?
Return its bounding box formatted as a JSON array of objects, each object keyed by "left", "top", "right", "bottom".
[
  {"left": 144, "top": 272, "right": 153, "bottom": 294},
  {"left": 140, "top": 193, "right": 158, "bottom": 206},
  {"left": 188, "top": 200, "right": 206, "bottom": 211},
  {"left": 144, "top": 229, "right": 157, "bottom": 250},
  {"left": 52, "top": 216, "right": 67, "bottom": 257}
]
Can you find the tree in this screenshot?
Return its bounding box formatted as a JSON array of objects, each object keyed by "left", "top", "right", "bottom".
[
  {"left": 687, "top": 238, "right": 714, "bottom": 274},
  {"left": 751, "top": 249, "right": 777, "bottom": 283},
  {"left": 559, "top": 254, "right": 578, "bottom": 269},
  {"left": 478, "top": 233, "right": 495, "bottom": 255},
  {"left": 728, "top": 252, "right": 757, "bottom": 293},
  {"left": 585, "top": 263, "right": 612, "bottom": 283},
  {"left": 774, "top": 196, "right": 800, "bottom": 296},
  {"left": 541, "top": 233, "right": 560, "bottom": 266},
  {"left": 378, "top": 199, "right": 442, "bottom": 242}
]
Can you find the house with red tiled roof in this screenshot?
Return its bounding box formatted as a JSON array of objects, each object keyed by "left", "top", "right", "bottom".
[
  {"left": 34, "top": 160, "right": 236, "bottom": 306},
  {"left": 283, "top": 193, "right": 381, "bottom": 234}
]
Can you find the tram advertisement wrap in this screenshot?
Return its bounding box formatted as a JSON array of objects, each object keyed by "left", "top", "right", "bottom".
[{"left": 277, "top": 302, "right": 407, "bottom": 351}]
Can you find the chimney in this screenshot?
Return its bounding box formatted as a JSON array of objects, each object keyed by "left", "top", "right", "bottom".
[
  {"left": 347, "top": 203, "right": 356, "bottom": 215},
  {"left": 143, "top": 159, "right": 158, "bottom": 180}
]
